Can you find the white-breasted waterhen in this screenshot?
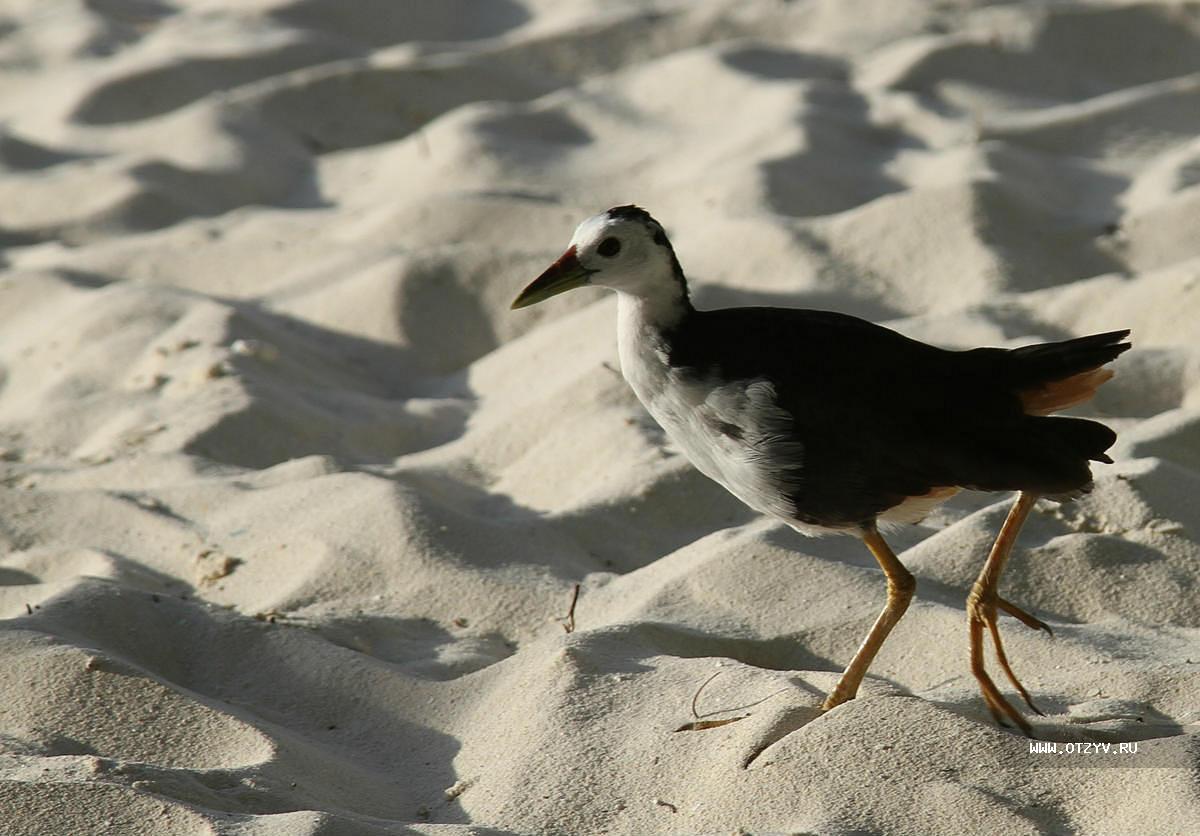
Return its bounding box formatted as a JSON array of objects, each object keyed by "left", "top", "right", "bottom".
[{"left": 512, "top": 205, "right": 1131, "bottom": 735}]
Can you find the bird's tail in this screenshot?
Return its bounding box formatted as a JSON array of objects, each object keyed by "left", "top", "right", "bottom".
[
  {"left": 1010, "top": 330, "right": 1131, "bottom": 415},
  {"left": 1010, "top": 414, "right": 1118, "bottom": 498},
  {"left": 1030, "top": 415, "right": 1118, "bottom": 465}
]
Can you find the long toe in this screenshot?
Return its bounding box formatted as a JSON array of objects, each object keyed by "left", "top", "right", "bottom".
[
  {"left": 969, "top": 603, "right": 1035, "bottom": 736},
  {"left": 986, "top": 616, "right": 1044, "bottom": 715},
  {"left": 997, "top": 596, "right": 1053, "bottom": 635}
]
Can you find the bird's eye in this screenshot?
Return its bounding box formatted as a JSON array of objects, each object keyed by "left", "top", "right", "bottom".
[{"left": 597, "top": 237, "right": 621, "bottom": 257}]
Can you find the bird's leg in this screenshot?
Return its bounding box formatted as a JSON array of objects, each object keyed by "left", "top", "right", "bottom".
[
  {"left": 967, "top": 491, "right": 1042, "bottom": 736},
  {"left": 822, "top": 524, "right": 915, "bottom": 711}
]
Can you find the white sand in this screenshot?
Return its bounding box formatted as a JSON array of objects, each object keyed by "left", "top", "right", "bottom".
[{"left": 2, "top": 1, "right": 1199, "bottom": 834}]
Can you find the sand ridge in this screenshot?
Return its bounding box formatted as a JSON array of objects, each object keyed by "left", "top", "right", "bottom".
[{"left": 1, "top": 1, "right": 1199, "bottom": 834}]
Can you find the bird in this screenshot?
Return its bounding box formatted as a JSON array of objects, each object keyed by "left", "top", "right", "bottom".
[{"left": 511, "top": 204, "right": 1131, "bottom": 735}]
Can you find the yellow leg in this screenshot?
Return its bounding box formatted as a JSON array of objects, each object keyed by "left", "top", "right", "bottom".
[
  {"left": 967, "top": 491, "right": 1043, "bottom": 736},
  {"left": 823, "top": 524, "right": 915, "bottom": 710}
]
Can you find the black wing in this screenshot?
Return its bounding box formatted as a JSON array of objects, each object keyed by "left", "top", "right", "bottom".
[{"left": 666, "top": 307, "right": 1125, "bottom": 524}]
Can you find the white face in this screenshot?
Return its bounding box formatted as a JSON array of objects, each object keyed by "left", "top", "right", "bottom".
[
  {"left": 569, "top": 212, "right": 674, "bottom": 296},
  {"left": 511, "top": 206, "right": 685, "bottom": 312}
]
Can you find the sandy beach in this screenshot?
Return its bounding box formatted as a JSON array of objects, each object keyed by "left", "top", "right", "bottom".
[{"left": 1, "top": 1, "right": 1199, "bottom": 834}]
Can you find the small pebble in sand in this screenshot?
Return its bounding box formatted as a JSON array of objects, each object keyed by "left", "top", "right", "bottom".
[
  {"left": 203, "top": 360, "right": 234, "bottom": 379},
  {"left": 443, "top": 778, "right": 473, "bottom": 800},
  {"left": 133, "top": 495, "right": 165, "bottom": 512},
  {"left": 195, "top": 550, "right": 242, "bottom": 585},
  {"left": 230, "top": 338, "right": 280, "bottom": 362}
]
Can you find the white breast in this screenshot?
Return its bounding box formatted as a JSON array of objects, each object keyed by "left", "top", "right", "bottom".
[{"left": 616, "top": 295, "right": 805, "bottom": 524}]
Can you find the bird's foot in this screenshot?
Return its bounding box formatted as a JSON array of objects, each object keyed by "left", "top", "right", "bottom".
[
  {"left": 968, "top": 585, "right": 1043, "bottom": 737},
  {"left": 820, "top": 690, "right": 851, "bottom": 712}
]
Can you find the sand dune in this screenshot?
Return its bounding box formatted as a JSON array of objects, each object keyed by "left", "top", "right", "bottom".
[{"left": 1, "top": 1, "right": 1198, "bottom": 834}]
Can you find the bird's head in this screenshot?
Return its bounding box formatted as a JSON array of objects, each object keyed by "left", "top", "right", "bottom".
[{"left": 511, "top": 205, "right": 689, "bottom": 311}]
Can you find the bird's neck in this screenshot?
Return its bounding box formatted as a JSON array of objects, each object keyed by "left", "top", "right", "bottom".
[
  {"left": 616, "top": 287, "right": 691, "bottom": 331},
  {"left": 613, "top": 265, "right": 693, "bottom": 334},
  {"left": 615, "top": 284, "right": 690, "bottom": 412},
  {"left": 615, "top": 281, "right": 691, "bottom": 411}
]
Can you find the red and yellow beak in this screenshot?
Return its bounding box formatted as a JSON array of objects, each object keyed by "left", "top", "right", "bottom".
[{"left": 511, "top": 246, "right": 595, "bottom": 309}]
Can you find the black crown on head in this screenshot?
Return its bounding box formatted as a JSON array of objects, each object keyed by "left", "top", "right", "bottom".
[{"left": 606, "top": 204, "right": 669, "bottom": 247}]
